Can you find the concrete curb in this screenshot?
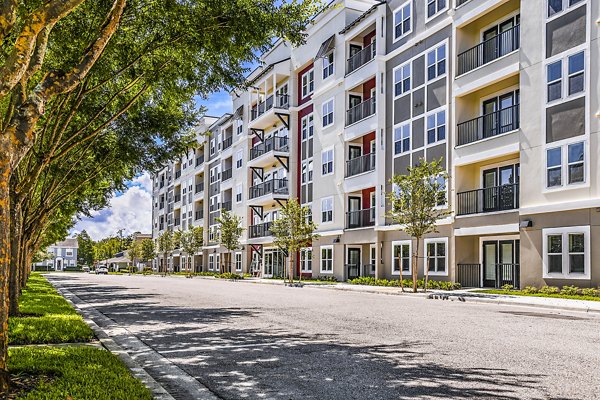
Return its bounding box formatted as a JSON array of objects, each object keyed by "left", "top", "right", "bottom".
[{"left": 49, "top": 279, "right": 178, "bottom": 400}]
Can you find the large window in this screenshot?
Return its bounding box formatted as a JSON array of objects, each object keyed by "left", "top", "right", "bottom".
[
  {"left": 394, "top": 62, "right": 411, "bottom": 97},
  {"left": 322, "top": 99, "right": 334, "bottom": 127},
  {"left": 321, "top": 197, "right": 333, "bottom": 223},
  {"left": 427, "top": 44, "right": 446, "bottom": 81},
  {"left": 547, "top": 0, "right": 584, "bottom": 18},
  {"left": 301, "top": 114, "right": 314, "bottom": 141},
  {"left": 392, "top": 241, "right": 411, "bottom": 275},
  {"left": 323, "top": 52, "right": 334, "bottom": 79},
  {"left": 394, "top": 123, "right": 410, "bottom": 155},
  {"left": 235, "top": 150, "right": 243, "bottom": 169},
  {"left": 301, "top": 68, "right": 314, "bottom": 99},
  {"left": 424, "top": 238, "right": 447, "bottom": 275},
  {"left": 543, "top": 226, "right": 590, "bottom": 279},
  {"left": 393, "top": 1, "right": 411, "bottom": 41},
  {"left": 427, "top": 0, "right": 447, "bottom": 19},
  {"left": 320, "top": 246, "right": 333, "bottom": 273},
  {"left": 546, "top": 51, "right": 585, "bottom": 103},
  {"left": 546, "top": 141, "right": 585, "bottom": 188},
  {"left": 321, "top": 148, "right": 334, "bottom": 175},
  {"left": 300, "top": 248, "right": 312, "bottom": 272},
  {"left": 426, "top": 109, "right": 446, "bottom": 144}
]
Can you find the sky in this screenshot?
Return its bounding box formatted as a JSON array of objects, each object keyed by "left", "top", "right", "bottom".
[{"left": 71, "top": 91, "right": 232, "bottom": 241}]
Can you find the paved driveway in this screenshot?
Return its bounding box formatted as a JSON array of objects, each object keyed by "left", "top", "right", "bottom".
[{"left": 48, "top": 273, "right": 600, "bottom": 400}]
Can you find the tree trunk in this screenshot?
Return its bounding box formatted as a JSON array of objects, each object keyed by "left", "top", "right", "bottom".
[
  {"left": 288, "top": 252, "right": 294, "bottom": 285},
  {"left": 412, "top": 238, "right": 419, "bottom": 293},
  {"left": 399, "top": 250, "right": 404, "bottom": 293},
  {"left": 0, "top": 148, "right": 12, "bottom": 392},
  {"left": 424, "top": 250, "right": 430, "bottom": 293}
]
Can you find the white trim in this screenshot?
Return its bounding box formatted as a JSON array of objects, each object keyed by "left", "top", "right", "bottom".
[
  {"left": 320, "top": 245, "right": 334, "bottom": 274},
  {"left": 320, "top": 196, "right": 334, "bottom": 224},
  {"left": 424, "top": 237, "right": 448, "bottom": 276},
  {"left": 454, "top": 223, "right": 519, "bottom": 237},
  {"left": 321, "top": 97, "right": 335, "bottom": 128},
  {"left": 391, "top": 240, "right": 411, "bottom": 275},
  {"left": 542, "top": 225, "right": 590, "bottom": 280},
  {"left": 425, "top": 0, "right": 449, "bottom": 23},
  {"left": 235, "top": 252, "right": 243, "bottom": 272},
  {"left": 315, "top": 229, "right": 344, "bottom": 237},
  {"left": 520, "top": 197, "right": 600, "bottom": 215}
]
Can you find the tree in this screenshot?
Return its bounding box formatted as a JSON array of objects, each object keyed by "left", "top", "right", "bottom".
[
  {"left": 77, "top": 230, "right": 94, "bottom": 266},
  {"left": 180, "top": 226, "right": 203, "bottom": 276},
  {"left": 216, "top": 209, "right": 244, "bottom": 274},
  {"left": 128, "top": 241, "right": 142, "bottom": 273},
  {"left": 139, "top": 239, "right": 156, "bottom": 270},
  {"left": 270, "top": 198, "right": 318, "bottom": 284},
  {"left": 157, "top": 230, "right": 174, "bottom": 275},
  {"left": 387, "top": 158, "right": 450, "bottom": 293}
]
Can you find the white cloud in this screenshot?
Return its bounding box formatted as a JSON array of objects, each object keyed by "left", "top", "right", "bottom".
[{"left": 71, "top": 173, "right": 153, "bottom": 241}]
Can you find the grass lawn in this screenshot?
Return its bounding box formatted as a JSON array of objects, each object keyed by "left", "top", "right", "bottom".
[
  {"left": 8, "top": 346, "right": 152, "bottom": 400},
  {"left": 8, "top": 273, "right": 94, "bottom": 345},
  {"left": 473, "top": 289, "right": 600, "bottom": 302}
]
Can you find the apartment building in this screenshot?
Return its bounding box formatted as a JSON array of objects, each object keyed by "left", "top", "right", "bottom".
[{"left": 152, "top": 0, "right": 600, "bottom": 289}]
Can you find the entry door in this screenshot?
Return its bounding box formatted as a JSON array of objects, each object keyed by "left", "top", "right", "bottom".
[
  {"left": 482, "top": 241, "right": 498, "bottom": 287},
  {"left": 349, "top": 94, "right": 362, "bottom": 109},
  {"left": 499, "top": 165, "right": 517, "bottom": 210},
  {"left": 348, "top": 197, "right": 361, "bottom": 228},
  {"left": 482, "top": 168, "right": 497, "bottom": 212},
  {"left": 264, "top": 252, "right": 273, "bottom": 276},
  {"left": 349, "top": 145, "right": 362, "bottom": 160},
  {"left": 482, "top": 98, "right": 498, "bottom": 138},
  {"left": 347, "top": 248, "right": 361, "bottom": 279},
  {"left": 349, "top": 44, "right": 362, "bottom": 58}
]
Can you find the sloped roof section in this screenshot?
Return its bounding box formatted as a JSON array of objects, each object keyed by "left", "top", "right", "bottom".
[{"left": 339, "top": 1, "right": 385, "bottom": 35}]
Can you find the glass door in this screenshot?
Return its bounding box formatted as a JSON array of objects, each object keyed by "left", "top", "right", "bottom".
[
  {"left": 482, "top": 241, "right": 498, "bottom": 287},
  {"left": 499, "top": 165, "right": 517, "bottom": 210},
  {"left": 499, "top": 92, "right": 516, "bottom": 133},
  {"left": 348, "top": 197, "right": 361, "bottom": 228},
  {"left": 482, "top": 98, "right": 498, "bottom": 138},
  {"left": 264, "top": 252, "right": 273, "bottom": 277},
  {"left": 347, "top": 248, "right": 361, "bottom": 280},
  {"left": 482, "top": 168, "right": 498, "bottom": 212}
]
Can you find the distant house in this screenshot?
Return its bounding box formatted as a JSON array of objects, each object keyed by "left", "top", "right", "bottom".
[{"left": 35, "top": 238, "right": 79, "bottom": 271}]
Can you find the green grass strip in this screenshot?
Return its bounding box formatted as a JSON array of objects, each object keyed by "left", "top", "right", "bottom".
[{"left": 472, "top": 289, "right": 600, "bottom": 302}]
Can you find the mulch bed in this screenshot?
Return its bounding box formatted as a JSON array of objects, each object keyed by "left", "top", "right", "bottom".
[{"left": 5, "top": 372, "right": 54, "bottom": 400}]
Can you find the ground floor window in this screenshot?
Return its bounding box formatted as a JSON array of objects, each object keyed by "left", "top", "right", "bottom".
[
  {"left": 300, "top": 248, "right": 312, "bottom": 272},
  {"left": 424, "top": 238, "right": 448, "bottom": 276},
  {"left": 543, "top": 226, "right": 590, "bottom": 279},
  {"left": 208, "top": 254, "right": 214, "bottom": 271},
  {"left": 392, "top": 240, "right": 411, "bottom": 275},
  {"left": 320, "top": 246, "right": 333, "bottom": 273},
  {"left": 235, "top": 252, "right": 242, "bottom": 271}
]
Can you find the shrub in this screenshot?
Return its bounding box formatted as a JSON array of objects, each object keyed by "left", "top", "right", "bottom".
[
  {"left": 501, "top": 284, "right": 514, "bottom": 292},
  {"left": 348, "top": 277, "right": 460, "bottom": 290},
  {"left": 216, "top": 272, "right": 243, "bottom": 280},
  {"left": 313, "top": 275, "right": 338, "bottom": 282},
  {"left": 560, "top": 285, "right": 579, "bottom": 296},
  {"left": 581, "top": 288, "right": 600, "bottom": 297},
  {"left": 522, "top": 286, "right": 538, "bottom": 294},
  {"left": 196, "top": 271, "right": 219, "bottom": 276},
  {"left": 539, "top": 285, "right": 559, "bottom": 294}
]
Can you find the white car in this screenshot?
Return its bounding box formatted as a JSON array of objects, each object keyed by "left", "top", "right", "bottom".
[
  {"left": 95, "top": 266, "right": 109, "bottom": 275},
  {"left": 82, "top": 266, "right": 90, "bottom": 273}
]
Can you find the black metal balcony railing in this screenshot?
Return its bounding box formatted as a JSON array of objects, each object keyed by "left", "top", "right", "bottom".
[
  {"left": 457, "top": 104, "right": 519, "bottom": 146},
  {"left": 457, "top": 263, "right": 481, "bottom": 288},
  {"left": 345, "top": 153, "right": 375, "bottom": 178},
  {"left": 346, "top": 40, "right": 376, "bottom": 74},
  {"left": 175, "top": 170, "right": 181, "bottom": 179},
  {"left": 195, "top": 155, "right": 204, "bottom": 167},
  {"left": 346, "top": 207, "right": 375, "bottom": 229},
  {"left": 250, "top": 94, "right": 290, "bottom": 120},
  {"left": 457, "top": 25, "right": 520, "bottom": 76},
  {"left": 209, "top": 202, "right": 220, "bottom": 212},
  {"left": 222, "top": 136, "right": 233, "bottom": 150},
  {"left": 195, "top": 182, "right": 204, "bottom": 194},
  {"left": 346, "top": 97, "right": 376, "bottom": 126},
  {"left": 174, "top": 194, "right": 181, "bottom": 203},
  {"left": 221, "top": 168, "right": 232, "bottom": 182},
  {"left": 195, "top": 210, "right": 203, "bottom": 220},
  {"left": 249, "top": 178, "right": 289, "bottom": 199},
  {"left": 456, "top": 183, "right": 519, "bottom": 216},
  {"left": 222, "top": 201, "right": 232, "bottom": 212},
  {"left": 249, "top": 221, "right": 273, "bottom": 239},
  {"left": 495, "top": 263, "right": 520, "bottom": 289},
  {"left": 250, "top": 135, "right": 289, "bottom": 160}
]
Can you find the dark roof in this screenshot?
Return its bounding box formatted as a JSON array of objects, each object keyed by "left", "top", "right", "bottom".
[
  {"left": 247, "top": 57, "right": 291, "bottom": 85},
  {"left": 339, "top": 1, "right": 386, "bottom": 35}
]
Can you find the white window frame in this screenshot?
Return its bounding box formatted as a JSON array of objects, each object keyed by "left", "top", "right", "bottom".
[
  {"left": 208, "top": 254, "right": 214, "bottom": 271},
  {"left": 321, "top": 147, "right": 334, "bottom": 176},
  {"left": 301, "top": 68, "right": 314, "bottom": 99},
  {"left": 426, "top": 108, "right": 446, "bottom": 145},
  {"left": 321, "top": 196, "right": 333, "bottom": 223},
  {"left": 235, "top": 252, "right": 242, "bottom": 271},
  {"left": 235, "top": 150, "right": 243, "bottom": 169},
  {"left": 545, "top": 49, "right": 586, "bottom": 105},
  {"left": 544, "top": 139, "right": 586, "bottom": 190},
  {"left": 426, "top": 0, "right": 448, "bottom": 21},
  {"left": 542, "top": 226, "right": 590, "bottom": 279},
  {"left": 301, "top": 113, "right": 314, "bottom": 141},
  {"left": 424, "top": 238, "right": 448, "bottom": 276},
  {"left": 320, "top": 245, "right": 333, "bottom": 273},
  {"left": 391, "top": 240, "right": 411, "bottom": 275},
  {"left": 393, "top": 122, "right": 410, "bottom": 155},
  {"left": 300, "top": 248, "right": 313, "bottom": 272},
  {"left": 546, "top": 0, "right": 585, "bottom": 20},
  {"left": 322, "top": 98, "right": 334, "bottom": 128},
  {"left": 236, "top": 183, "right": 243, "bottom": 203},
  {"left": 322, "top": 51, "right": 334, "bottom": 80},
  {"left": 393, "top": 1, "right": 412, "bottom": 42},
  {"left": 426, "top": 43, "right": 446, "bottom": 81},
  {"left": 393, "top": 61, "right": 411, "bottom": 98}
]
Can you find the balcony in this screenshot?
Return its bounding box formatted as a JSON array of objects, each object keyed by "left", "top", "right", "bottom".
[
  {"left": 222, "top": 168, "right": 232, "bottom": 182},
  {"left": 159, "top": 182, "right": 165, "bottom": 189},
  {"left": 345, "top": 208, "right": 375, "bottom": 229},
  {"left": 222, "top": 136, "right": 233, "bottom": 151},
  {"left": 456, "top": 183, "right": 519, "bottom": 216},
  {"left": 174, "top": 218, "right": 181, "bottom": 226},
  {"left": 195, "top": 182, "right": 204, "bottom": 194},
  {"left": 222, "top": 201, "right": 232, "bottom": 212},
  {"left": 249, "top": 135, "right": 289, "bottom": 162},
  {"left": 346, "top": 41, "right": 376, "bottom": 75},
  {"left": 195, "top": 155, "right": 204, "bottom": 167},
  {"left": 209, "top": 203, "right": 220, "bottom": 212},
  {"left": 346, "top": 97, "right": 375, "bottom": 126},
  {"left": 457, "top": 104, "right": 519, "bottom": 146},
  {"left": 174, "top": 170, "right": 181, "bottom": 179},
  {"left": 251, "top": 94, "right": 289, "bottom": 121},
  {"left": 249, "top": 222, "right": 273, "bottom": 239},
  {"left": 195, "top": 210, "right": 203, "bottom": 220},
  {"left": 457, "top": 25, "right": 520, "bottom": 76},
  {"left": 346, "top": 153, "right": 375, "bottom": 178},
  {"left": 249, "top": 179, "right": 288, "bottom": 200},
  {"left": 174, "top": 194, "right": 181, "bottom": 203}
]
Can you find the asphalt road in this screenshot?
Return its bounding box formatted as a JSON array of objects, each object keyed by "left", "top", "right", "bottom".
[{"left": 48, "top": 273, "right": 600, "bottom": 400}]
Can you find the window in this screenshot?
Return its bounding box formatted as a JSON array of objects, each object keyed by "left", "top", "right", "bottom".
[
  {"left": 235, "top": 253, "right": 242, "bottom": 271},
  {"left": 321, "top": 148, "right": 334, "bottom": 175},
  {"left": 427, "top": 44, "right": 446, "bottom": 80},
  {"left": 394, "top": 63, "right": 411, "bottom": 97},
  {"left": 394, "top": 2, "right": 411, "bottom": 40},
  {"left": 322, "top": 99, "right": 334, "bottom": 127},
  {"left": 321, "top": 197, "right": 333, "bottom": 223},
  {"left": 235, "top": 150, "right": 243, "bottom": 169},
  {"left": 208, "top": 254, "right": 214, "bottom": 271},
  {"left": 546, "top": 141, "right": 585, "bottom": 188},
  {"left": 323, "top": 51, "right": 334, "bottom": 79},
  {"left": 320, "top": 246, "right": 333, "bottom": 273},
  {"left": 301, "top": 114, "right": 314, "bottom": 141},
  {"left": 302, "top": 160, "right": 313, "bottom": 184},
  {"left": 543, "top": 226, "right": 590, "bottom": 279},
  {"left": 300, "top": 248, "right": 312, "bottom": 272},
  {"left": 433, "top": 175, "right": 447, "bottom": 207},
  {"left": 237, "top": 123, "right": 243, "bottom": 136},
  {"left": 394, "top": 123, "right": 410, "bottom": 155},
  {"left": 301, "top": 68, "right": 314, "bottom": 98},
  {"left": 66, "top": 249, "right": 73, "bottom": 256},
  {"left": 392, "top": 241, "right": 411, "bottom": 275},
  {"left": 424, "top": 238, "right": 447, "bottom": 275},
  {"left": 547, "top": 0, "right": 584, "bottom": 18},
  {"left": 427, "top": 110, "right": 446, "bottom": 144},
  {"left": 427, "top": 0, "right": 446, "bottom": 19},
  {"left": 547, "top": 51, "right": 585, "bottom": 103},
  {"left": 236, "top": 184, "right": 242, "bottom": 203}
]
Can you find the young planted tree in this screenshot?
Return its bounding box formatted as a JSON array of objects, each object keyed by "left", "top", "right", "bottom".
[
  {"left": 216, "top": 209, "right": 243, "bottom": 274},
  {"left": 128, "top": 241, "right": 142, "bottom": 273},
  {"left": 157, "top": 230, "right": 174, "bottom": 275},
  {"left": 387, "top": 158, "right": 450, "bottom": 293},
  {"left": 270, "top": 198, "right": 318, "bottom": 284},
  {"left": 139, "top": 239, "right": 156, "bottom": 272},
  {"left": 180, "top": 226, "right": 204, "bottom": 276}
]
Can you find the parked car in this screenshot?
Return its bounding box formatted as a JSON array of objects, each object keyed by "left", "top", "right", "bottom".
[
  {"left": 95, "top": 265, "right": 108, "bottom": 275},
  {"left": 82, "top": 266, "right": 90, "bottom": 272}
]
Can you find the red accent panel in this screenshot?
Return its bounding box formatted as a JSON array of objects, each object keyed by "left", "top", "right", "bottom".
[
  {"left": 362, "top": 131, "right": 375, "bottom": 154},
  {"left": 297, "top": 63, "right": 314, "bottom": 106},
  {"left": 296, "top": 104, "right": 314, "bottom": 199},
  {"left": 362, "top": 77, "right": 376, "bottom": 100},
  {"left": 252, "top": 135, "right": 259, "bottom": 146},
  {"left": 363, "top": 30, "right": 376, "bottom": 47},
  {"left": 362, "top": 187, "right": 375, "bottom": 209}
]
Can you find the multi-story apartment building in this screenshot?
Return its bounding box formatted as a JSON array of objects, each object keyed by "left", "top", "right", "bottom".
[{"left": 152, "top": 0, "right": 600, "bottom": 289}]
